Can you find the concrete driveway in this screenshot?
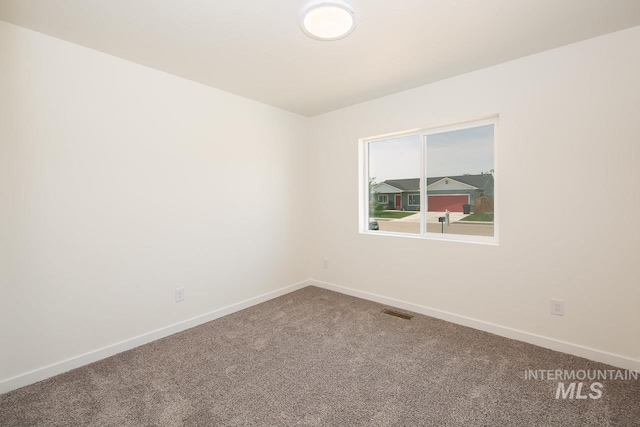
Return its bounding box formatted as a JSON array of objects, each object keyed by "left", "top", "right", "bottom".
[
  {"left": 375, "top": 211, "right": 493, "bottom": 236},
  {"left": 387, "top": 211, "right": 471, "bottom": 223}
]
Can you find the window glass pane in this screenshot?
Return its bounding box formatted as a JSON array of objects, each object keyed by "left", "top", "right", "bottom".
[
  {"left": 368, "top": 134, "right": 421, "bottom": 234},
  {"left": 425, "top": 124, "right": 494, "bottom": 237}
]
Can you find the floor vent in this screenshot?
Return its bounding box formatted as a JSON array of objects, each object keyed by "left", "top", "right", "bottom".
[{"left": 382, "top": 309, "right": 413, "bottom": 320}]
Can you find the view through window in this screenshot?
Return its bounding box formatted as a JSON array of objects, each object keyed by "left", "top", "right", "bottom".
[{"left": 365, "top": 119, "right": 496, "bottom": 242}]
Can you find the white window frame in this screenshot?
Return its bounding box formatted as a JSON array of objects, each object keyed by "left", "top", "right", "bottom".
[
  {"left": 359, "top": 116, "right": 498, "bottom": 245},
  {"left": 377, "top": 194, "right": 388, "bottom": 204},
  {"left": 407, "top": 194, "right": 420, "bottom": 206}
]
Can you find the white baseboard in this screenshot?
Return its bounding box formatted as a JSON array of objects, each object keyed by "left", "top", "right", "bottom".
[
  {"left": 4, "top": 278, "right": 637, "bottom": 395},
  {"left": 310, "top": 279, "right": 640, "bottom": 372},
  {"left": 0, "top": 280, "right": 311, "bottom": 395}
]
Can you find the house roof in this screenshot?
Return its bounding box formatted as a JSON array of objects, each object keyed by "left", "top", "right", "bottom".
[
  {"left": 383, "top": 174, "right": 493, "bottom": 192},
  {"left": 428, "top": 174, "right": 494, "bottom": 189},
  {"left": 381, "top": 179, "right": 420, "bottom": 192}
]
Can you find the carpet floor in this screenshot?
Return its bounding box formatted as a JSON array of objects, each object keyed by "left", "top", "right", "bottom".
[{"left": 1, "top": 286, "right": 639, "bottom": 426}]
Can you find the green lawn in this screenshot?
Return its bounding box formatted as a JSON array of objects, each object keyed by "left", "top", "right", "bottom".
[
  {"left": 372, "top": 211, "right": 416, "bottom": 219},
  {"left": 460, "top": 213, "right": 494, "bottom": 222}
]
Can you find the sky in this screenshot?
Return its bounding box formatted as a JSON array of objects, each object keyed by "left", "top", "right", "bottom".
[{"left": 368, "top": 124, "right": 494, "bottom": 182}]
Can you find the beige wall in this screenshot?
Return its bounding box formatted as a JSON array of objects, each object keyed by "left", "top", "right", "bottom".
[
  {"left": 0, "top": 21, "right": 309, "bottom": 382},
  {"left": 308, "top": 26, "right": 640, "bottom": 362}
]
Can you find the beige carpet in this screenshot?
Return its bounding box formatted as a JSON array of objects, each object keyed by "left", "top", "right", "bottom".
[{"left": 1, "top": 286, "right": 638, "bottom": 426}]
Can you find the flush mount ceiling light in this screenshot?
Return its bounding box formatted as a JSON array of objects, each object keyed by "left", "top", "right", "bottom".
[{"left": 300, "top": 0, "right": 356, "bottom": 41}]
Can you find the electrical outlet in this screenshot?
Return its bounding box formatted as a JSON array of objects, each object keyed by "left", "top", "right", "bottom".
[
  {"left": 175, "top": 287, "right": 185, "bottom": 303},
  {"left": 323, "top": 259, "right": 329, "bottom": 269},
  {"left": 550, "top": 299, "right": 564, "bottom": 316}
]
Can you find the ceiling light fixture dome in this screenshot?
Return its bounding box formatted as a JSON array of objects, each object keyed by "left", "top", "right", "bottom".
[{"left": 300, "top": 0, "right": 356, "bottom": 41}]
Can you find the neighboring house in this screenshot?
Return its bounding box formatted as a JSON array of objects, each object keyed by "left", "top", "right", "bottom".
[{"left": 372, "top": 173, "right": 494, "bottom": 212}]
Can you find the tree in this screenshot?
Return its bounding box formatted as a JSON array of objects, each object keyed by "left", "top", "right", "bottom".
[
  {"left": 369, "top": 177, "right": 383, "bottom": 216},
  {"left": 475, "top": 170, "right": 494, "bottom": 213}
]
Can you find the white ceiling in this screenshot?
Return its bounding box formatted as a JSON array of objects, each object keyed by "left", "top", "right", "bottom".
[{"left": 1, "top": 0, "right": 640, "bottom": 116}]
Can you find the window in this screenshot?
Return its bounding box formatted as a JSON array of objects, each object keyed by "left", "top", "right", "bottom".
[{"left": 361, "top": 118, "right": 497, "bottom": 244}]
